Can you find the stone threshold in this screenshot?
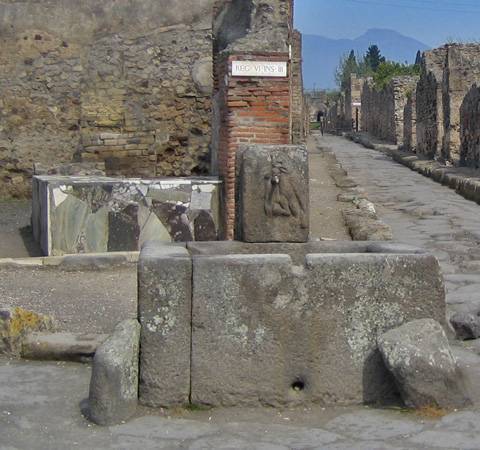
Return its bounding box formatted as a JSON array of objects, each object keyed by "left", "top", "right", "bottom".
[
  {"left": 22, "top": 332, "right": 108, "bottom": 363},
  {"left": 0, "top": 251, "right": 139, "bottom": 268},
  {"left": 346, "top": 132, "right": 480, "bottom": 206}
]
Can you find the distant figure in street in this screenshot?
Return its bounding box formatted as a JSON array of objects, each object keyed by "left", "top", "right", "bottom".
[{"left": 317, "top": 111, "right": 325, "bottom": 136}]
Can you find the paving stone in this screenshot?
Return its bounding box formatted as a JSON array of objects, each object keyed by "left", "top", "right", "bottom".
[
  {"left": 408, "top": 411, "right": 480, "bottom": 449},
  {"left": 223, "top": 422, "right": 341, "bottom": 448},
  {"left": 450, "top": 311, "right": 480, "bottom": 340},
  {"left": 324, "top": 410, "right": 424, "bottom": 440}
]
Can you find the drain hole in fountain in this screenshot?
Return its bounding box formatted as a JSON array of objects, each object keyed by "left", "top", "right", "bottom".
[{"left": 291, "top": 379, "right": 305, "bottom": 392}]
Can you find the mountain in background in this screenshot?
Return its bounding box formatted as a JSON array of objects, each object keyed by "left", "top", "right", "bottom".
[{"left": 302, "top": 28, "right": 430, "bottom": 90}]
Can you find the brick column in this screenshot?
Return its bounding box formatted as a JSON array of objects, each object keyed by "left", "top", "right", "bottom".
[{"left": 216, "top": 53, "right": 291, "bottom": 240}]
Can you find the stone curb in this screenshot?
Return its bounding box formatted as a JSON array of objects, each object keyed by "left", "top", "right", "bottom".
[
  {"left": 22, "top": 332, "right": 108, "bottom": 363},
  {"left": 347, "top": 132, "right": 480, "bottom": 206},
  {"left": 323, "top": 148, "right": 393, "bottom": 241},
  {"left": 0, "top": 251, "right": 139, "bottom": 269}
]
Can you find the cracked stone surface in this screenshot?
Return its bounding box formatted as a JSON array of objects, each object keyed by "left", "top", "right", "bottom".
[{"left": 2, "top": 358, "right": 480, "bottom": 449}]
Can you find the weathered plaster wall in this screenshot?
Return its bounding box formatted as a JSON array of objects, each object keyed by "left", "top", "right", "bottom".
[
  {"left": 0, "top": 0, "right": 217, "bottom": 198},
  {"left": 361, "top": 76, "right": 418, "bottom": 145}
]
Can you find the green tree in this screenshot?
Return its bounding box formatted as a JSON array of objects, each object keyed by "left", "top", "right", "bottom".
[
  {"left": 373, "top": 61, "right": 421, "bottom": 90},
  {"left": 414, "top": 50, "right": 422, "bottom": 67},
  {"left": 364, "top": 45, "right": 386, "bottom": 72},
  {"left": 335, "top": 49, "right": 359, "bottom": 89}
]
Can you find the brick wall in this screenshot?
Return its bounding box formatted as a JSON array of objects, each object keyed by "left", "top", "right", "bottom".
[
  {"left": 216, "top": 53, "right": 291, "bottom": 239},
  {"left": 212, "top": 0, "right": 293, "bottom": 239}
]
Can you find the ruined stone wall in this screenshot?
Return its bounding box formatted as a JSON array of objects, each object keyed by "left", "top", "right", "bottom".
[
  {"left": 416, "top": 47, "right": 447, "bottom": 159},
  {"left": 290, "top": 30, "right": 306, "bottom": 144},
  {"left": 392, "top": 76, "right": 419, "bottom": 145},
  {"left": 0, "top": 0, "right": 217, "bottom": 198},
  {"left": 361, "top": 76, "right": 418, "bottom": 145},
  {"left": 361, "top": 81, "right": 395, "bottom": 142},
  {"left": 345, "top": 74, "right": 365, "bottom": 131},
  {"left": 460, "top": 84, "right": 480, "bottom": 168},
  {"left": 442, "top": 44, "right": 480, "bottom": 165},
  {"left": 326, "top": 95, "right": 348, "bottom": 133},
  {"left": 403, "top": 93, "right": 417, "bottom": 152}
]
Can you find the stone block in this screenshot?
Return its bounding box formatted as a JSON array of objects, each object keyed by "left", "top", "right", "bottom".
[
  {"left": 191, "top": 254, "right": 296, "bottom": 407},
  {"left": 22, "top": 332, "right": 108, "bottom": 362},
  {"left": 138, "top": 242, "right": 192, "bottom": 407},
  {"left": 236, "top": 144, "right": 309, "bottom": 243},
  {"left": 188, "top": 243, "right": 445, "bottom": 407},
  {"left": 378, "top": 319, "right": 470, "bottom": 409},
  {"left": 88, "top": 320, "right": 141, "bottom": 426},
  {"left": 32, "top": 176, "right": 221, "bottom": 256},
  {"left": 303, "top": 253, "right": 445, "bottom": 405}
]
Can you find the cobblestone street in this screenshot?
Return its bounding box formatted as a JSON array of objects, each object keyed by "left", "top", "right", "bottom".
[{"left": 318, "top": 134, "right": 480, "bottom": 321}]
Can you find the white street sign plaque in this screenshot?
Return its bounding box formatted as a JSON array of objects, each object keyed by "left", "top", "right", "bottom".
[{"left": 232, "top": 60, "right": 288, "bottom": 78}]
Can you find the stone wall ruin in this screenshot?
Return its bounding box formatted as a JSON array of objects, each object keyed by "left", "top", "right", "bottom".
[
  {"left": 403, "top": 93, "right": 417, "bottom": 152},
  {"left": 0, "top": 0, "right": 219, "bottom": 198},
  {"left": 1, "top": 0, "right": 306, "bottom": 212},
  {"left": 361, "top": 76, "right": 418, "bottom": 145},
  {"left": 460, "top": 84, "right": 480, "bottom": 169},
  {"left": 414, "top": 44, "right": 480, "bottom": 168},
  {"left": 442, "top": 44, "right": 480, "bottom": 165},
  {"left": 345, "top": 74, "right": 366, "bottom": 132},
  {"left": 415, "top": 47, "right": 447, "bottom": 159}
]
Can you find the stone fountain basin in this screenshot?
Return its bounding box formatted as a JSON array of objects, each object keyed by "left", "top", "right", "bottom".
[{"left": 138, "top": 241, "right": 446, "bottom": 408}]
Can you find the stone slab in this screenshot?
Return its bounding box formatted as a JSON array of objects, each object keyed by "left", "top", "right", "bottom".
[
  {"left": 188, "top": 243, "right": 445, "bottom": 407},
  {"left": 32, "top": 176, "right": 222, "bottom": 256},
  {"left": 22, "top": 332, "right": 108, "bottom": 362},
  {"left": 137, "top": 241, "right": 192, "bottom": 407},
  {"left": 237, "top": 144, "right": 309, "bottom": 243}
]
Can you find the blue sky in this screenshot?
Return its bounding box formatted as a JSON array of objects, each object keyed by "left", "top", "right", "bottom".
[{"left": 294, "top": 0, "right": 480, "bottom": 47}]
